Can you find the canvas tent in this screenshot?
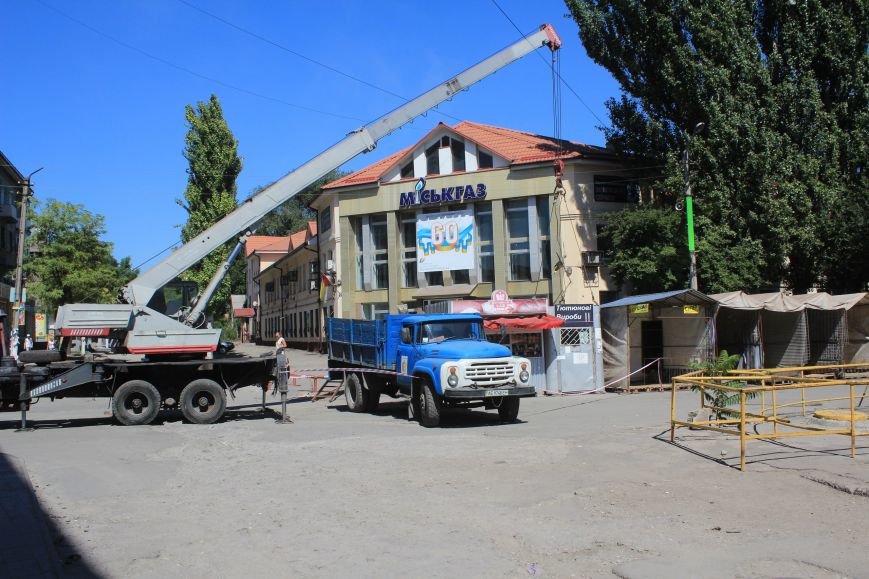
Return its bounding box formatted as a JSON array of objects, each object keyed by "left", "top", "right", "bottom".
[
  {"left": 601, "top": 289, "right": 716, "bottom": 388},
  {"left": 710, "top": 291, "right": 869, "bottom": 368}
]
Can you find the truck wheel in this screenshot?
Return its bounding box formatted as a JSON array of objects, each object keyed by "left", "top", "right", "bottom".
[
  {"left": 497, "top": 397, "right": 521, "bottom": 421},
  {"left": 344, "top": 373, "right": 368, "bottom": 413},
  {"left": 418, "top": 381, "right": 441, "bottom": 427},
  {"left": 113, "top": 380, "right": 161, "bottom": 426},
  {"left": 180, "top": 379, "right": 226, "bottom": 424}
]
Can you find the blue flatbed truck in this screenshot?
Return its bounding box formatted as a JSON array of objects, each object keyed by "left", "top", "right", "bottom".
[{"left": 326, "top": 313, "right": 536, "bottom": 427}]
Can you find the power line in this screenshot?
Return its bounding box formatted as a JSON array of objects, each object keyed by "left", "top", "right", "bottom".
[
  {"left": 172, "top": 0, "right": 606, "bottom": 157},
  {"left": 32, "top": 0, "right": 365, "bottom": 122},
  {"left": 176, "top": 0, "right": 409, "bottom": 102},
  {"left": 488, "top": 0, "right": 609, "bottom": 129}
]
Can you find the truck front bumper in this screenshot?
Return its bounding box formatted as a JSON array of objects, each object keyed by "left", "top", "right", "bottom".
[{"left": 443, "top": 386, "right": 536, "bottom": 400}]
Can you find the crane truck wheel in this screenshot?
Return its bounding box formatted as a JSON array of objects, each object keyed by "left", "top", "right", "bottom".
[
  {"left": 180, "top": 379, "right": 226, "bottom": 424},
  {"left": 418, "top": 379, "right": 441, "bottom": 428},
  {"left": 112, "top": 380, "right": 161, "bottom": 426},
  {"left": 343, "top": 372, "right": 368, "bottom": 413},
  {"left": 496, "top": 397, "right": 521, "bottom": 421}
]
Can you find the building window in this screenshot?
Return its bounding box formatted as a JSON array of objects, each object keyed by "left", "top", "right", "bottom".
[
  {"left": 537, "top": 196, "right": 552, "bottom": 279},
  {"left": 596, "top": 223, "right": 614, "bottom": 263},
  {"left": 450, "top": 139, "right": 466, "bottom": 172},
  {"left": 476, "top": 202, "right": 494, "bottom": 283},
  {"left": 362, "top": 302, "right": 389, "bottom": 320},
  {"left": 506, "top": 199, "right": 531, "bottom": 280},
  {"left": 370, "top": 214, "right": 388, "bottom": 289},
  {"left": 354, "top": 219, "right": 364, "bottom": 289},
  {"left": 478, "top": 150, "right": 493, "bottom": 169},
  {"left": 425, "top": 271, "right": 444, "bottom": 286},
  {"left": 452, "top": 269, "right": 470, "bottom": 285},
  {"left": 425, "top": 143, "right": 440, "bottom": 176},
  {"left": 400, "top": 212, "right": 417, "bottom": 288},
  {"left": 400, "top": 161, "right": 414, "bottom": 179},
  {"left": 319, "top": 206, "right": 331, "bottom": 233},
  {"left": 593, "top": 175, "right": 637, "bottom": 203}
]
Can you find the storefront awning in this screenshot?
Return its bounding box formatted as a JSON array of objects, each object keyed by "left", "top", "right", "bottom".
[{"left": 484, "top": 314, "right": 565, "bottom": 331}]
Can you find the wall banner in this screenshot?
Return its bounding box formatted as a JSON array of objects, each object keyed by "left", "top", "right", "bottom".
[{"left": 416, "top": 208, "right": 475, "bottom": 273}]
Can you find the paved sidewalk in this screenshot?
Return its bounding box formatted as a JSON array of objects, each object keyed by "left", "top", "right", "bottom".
[{"left": 0, "top": 452, "right": 62, "bottom": 578}]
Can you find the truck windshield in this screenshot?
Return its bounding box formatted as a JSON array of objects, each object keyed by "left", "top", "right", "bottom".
[{"left": 419, "top": 320, "right": 480, "bottom": 343}]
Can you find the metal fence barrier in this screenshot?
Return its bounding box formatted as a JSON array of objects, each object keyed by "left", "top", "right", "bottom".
[{"left": 670, "top": 363, "right": 869, "bottom": 471}]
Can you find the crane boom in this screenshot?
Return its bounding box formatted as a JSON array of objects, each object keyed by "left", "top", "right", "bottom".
[
  {"left": 56, "top": 24, "right": 561, "bottom": 355},
  {"left": 122, "top": 24, "right": 561, "bottom": 308}
]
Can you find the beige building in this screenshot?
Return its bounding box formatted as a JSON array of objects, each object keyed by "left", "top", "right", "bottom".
[
  {"left": 245, "top": 223, "right": 325, "bottom": 349},
  {"left": 309, "top": 121, "right": 637, "bottom": 321}
]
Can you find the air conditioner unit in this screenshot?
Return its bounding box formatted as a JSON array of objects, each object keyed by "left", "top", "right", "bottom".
[{"left": 582, "top": 251, "right": 603, "bottom": 267}]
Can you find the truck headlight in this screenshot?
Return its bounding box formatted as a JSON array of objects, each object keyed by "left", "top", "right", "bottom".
[
  {"left": 447, "top": 367, "right": 459, "bottom": 387},
  {"left": 519, "top": 362, "right": 530, "bottom": 383}
]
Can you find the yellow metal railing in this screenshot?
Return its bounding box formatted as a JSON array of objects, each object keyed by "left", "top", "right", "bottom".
[{"left": 670, "top": 364, "right": 869, "bottom": 471}]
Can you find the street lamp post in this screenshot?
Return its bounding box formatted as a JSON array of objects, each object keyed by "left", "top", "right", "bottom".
[
  {"left": 682, "top": 123, "right": 704, "bottom": 290},
  {"left": 13, "top": 167, "right": 42, "bottom": 357}
]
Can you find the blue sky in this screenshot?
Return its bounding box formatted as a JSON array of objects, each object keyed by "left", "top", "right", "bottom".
[{"left": 3, "top": 0, "right": 620, "bottom": 270}]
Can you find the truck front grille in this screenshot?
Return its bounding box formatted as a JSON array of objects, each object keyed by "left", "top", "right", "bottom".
[{"left": 466, "top": 361, "right": 514, "bottom": 385}]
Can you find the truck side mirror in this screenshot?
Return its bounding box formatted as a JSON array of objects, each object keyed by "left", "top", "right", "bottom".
[{"left": 401, "top": 327, "right": 412, "bottom": 344}]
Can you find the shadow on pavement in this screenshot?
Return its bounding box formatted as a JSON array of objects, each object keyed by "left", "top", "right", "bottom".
[
  {"left": 654, "top": 429, "right": 869, "bottom": 470},
  {"left": 331, "top": 400, "right": 526, "bottom": 428},
  {"left": 0, "top": 452, "right": 104, "bottom": 578},
  {"left": 0, "top": 402, "right": 307, "bottom": 430}
]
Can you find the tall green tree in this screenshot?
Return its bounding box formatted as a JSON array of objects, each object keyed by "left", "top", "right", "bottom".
[
  {"left": 567, "top": 0, "right": 868, "bottom": 293},
  {"left": 253, "top": 170, "right": 346, "bottom": 236},
  {"left": 177, "top": 94, "right": 243, "bottom": 317},
  {"left": 25, "top": 199, "right": 138, "bottom": 313}
]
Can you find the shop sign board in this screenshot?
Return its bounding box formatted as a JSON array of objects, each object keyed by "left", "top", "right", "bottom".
[
  {"left": 630, "top": 303, "right": 650, "bottom": 314},
  {"left": 554, "top": 304, "right": 594, "bottom": 327},
  {"left": 683, "top": 304, "right": 700, "bottom": 315},
  {"left": 416, "top": 208, "right": 475, "bottom": 272},
  {"left": 452, "top": 290, "right": 547, "bottom": 315},
  {"left": 400, "top": 178, "right": 487, "bottom": 208}
]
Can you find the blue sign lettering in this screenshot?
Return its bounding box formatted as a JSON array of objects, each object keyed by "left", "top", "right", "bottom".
[
  {"left": 398, "top": 183, "right": 488, "bottom": 208},
  {"left": 400, "top": 192, "right": 417, "bottom": 206}
]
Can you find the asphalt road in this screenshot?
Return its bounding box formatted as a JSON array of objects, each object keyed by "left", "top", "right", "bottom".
[{"left": 1, "top": 347, "right": 868, "bottom": 578}]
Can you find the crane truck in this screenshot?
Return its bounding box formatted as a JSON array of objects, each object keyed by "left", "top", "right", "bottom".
[{"left": 0, "top": 24, "right": 562, "bottom": 426}]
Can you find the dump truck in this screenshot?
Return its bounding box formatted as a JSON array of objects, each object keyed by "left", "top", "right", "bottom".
[
  {"left": 327, "top": 314, "right": 536, "bottom": 427},
  {"left": 1, "top": 24, "right": 561, "bottom": 426}
]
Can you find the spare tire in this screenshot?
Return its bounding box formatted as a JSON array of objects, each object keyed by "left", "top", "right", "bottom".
[{"left": 19, "top": 350, "right": 62, "bottom": 365}]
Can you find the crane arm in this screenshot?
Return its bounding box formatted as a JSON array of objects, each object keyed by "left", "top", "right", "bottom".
[{"left": 121, "top": 24, "right": 561, "bottom": 307}]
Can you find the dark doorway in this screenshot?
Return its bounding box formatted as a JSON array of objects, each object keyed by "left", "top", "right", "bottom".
[{"left": 641, "top": 320, "right": 663, "bottom": 383}]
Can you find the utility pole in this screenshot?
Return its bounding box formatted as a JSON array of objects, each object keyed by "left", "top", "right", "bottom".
[
  {"left": 13, "top": 167, "right": 42, "bottom": 357},
  {"left": 683, "top": 123, "right": 704, "bottom": 291}
]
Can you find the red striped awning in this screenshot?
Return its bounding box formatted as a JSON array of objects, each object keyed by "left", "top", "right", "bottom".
[{"left": 483, "top": 314, "right": 565, "bottom": 331}]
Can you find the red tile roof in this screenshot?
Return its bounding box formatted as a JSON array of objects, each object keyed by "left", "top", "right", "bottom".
[
  {"left": 245, "top": 236, "right": 291, "bottom": 256},
  {"left": 321, "top": 121, "right": 612, "bottom": 191},
  {"left": 245, "top": 221, "right": 317, "bottom": 256},
  {"left": 233, "top": 307, "right": 256, "bottom": 318}
]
